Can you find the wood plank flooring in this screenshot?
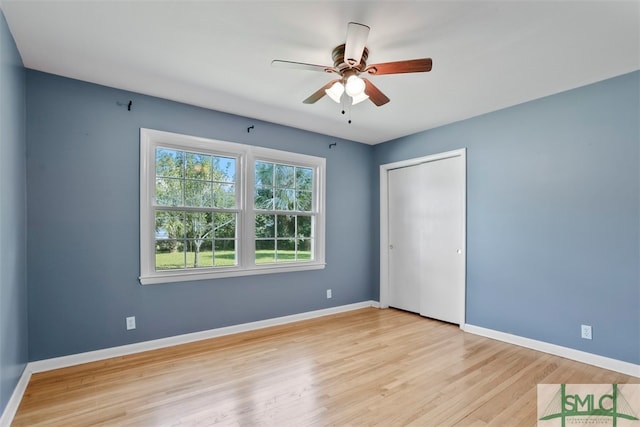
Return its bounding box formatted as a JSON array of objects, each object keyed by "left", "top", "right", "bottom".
[{"left": 12, "top": 308, "right": 638, "bottom": 426}]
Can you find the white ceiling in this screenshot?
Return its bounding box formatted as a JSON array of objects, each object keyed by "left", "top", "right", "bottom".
[{"left": 1, "top": 1, "right": 638, "bottom": 145}]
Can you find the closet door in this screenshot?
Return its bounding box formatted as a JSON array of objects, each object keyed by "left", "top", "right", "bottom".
[{"left": 387, "top": 154, "right": 465, "bottom": 324}]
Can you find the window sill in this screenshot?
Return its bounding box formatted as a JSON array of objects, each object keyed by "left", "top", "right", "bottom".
[{"left": 139, "top": 262, "right": 326, "bottom": 285}]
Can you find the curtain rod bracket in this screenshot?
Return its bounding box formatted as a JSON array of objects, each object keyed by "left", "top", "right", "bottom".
[{"left": 116, "top": 100, "right": 132, "bottom": 111}]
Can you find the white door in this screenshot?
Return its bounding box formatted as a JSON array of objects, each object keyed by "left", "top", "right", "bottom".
[{"left": 386, "top": 153, "right": 465, "bottom": 324}]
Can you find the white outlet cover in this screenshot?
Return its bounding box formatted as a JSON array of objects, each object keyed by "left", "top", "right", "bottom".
[
  {"left": 126, "top": 316, "right": 136, "bottom": 330},
  {"left": 581, "top": 324, "right": 592, "bottom": 340}
]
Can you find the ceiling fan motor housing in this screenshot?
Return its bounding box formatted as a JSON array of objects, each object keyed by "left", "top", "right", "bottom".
[{"left": 332, "top": 44, "right": 369, "bottom": 74}]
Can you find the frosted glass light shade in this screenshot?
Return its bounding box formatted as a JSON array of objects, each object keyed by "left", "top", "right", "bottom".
[
  {"left": 345, "top": 75, "right": 365, "bottom": 97},
  {"left": 325, "top": 82, "right": 344, "bottom": 103},
  {"left": 351, "top": 92, "right": 369, "bottom": 105}
]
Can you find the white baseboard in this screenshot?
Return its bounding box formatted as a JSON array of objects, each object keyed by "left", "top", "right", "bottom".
[
  {"left": 0, "top": 366, "right": 31, "bottom": 427},
  {"left": 462, "top": 323, "right": 640, "bottom": 378}
]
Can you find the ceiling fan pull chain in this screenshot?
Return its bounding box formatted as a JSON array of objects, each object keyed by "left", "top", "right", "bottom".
[{"left": 340, "top": 102, "right": 351, "bottom": 123}]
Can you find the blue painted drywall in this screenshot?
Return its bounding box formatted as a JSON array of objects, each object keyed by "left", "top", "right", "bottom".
[
  {"left": 26, "top": 70, "right": 375, "bottom": 360},
  {"left": 0, "top": 9, "right": 28, "bottom": 416},
  {"left": 373, "top": 71, "right": 640, "bottom": 364}
]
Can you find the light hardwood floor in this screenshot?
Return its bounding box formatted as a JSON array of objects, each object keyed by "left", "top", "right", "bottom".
[{"left": 12, "top": 308, "right": 638, "bottom": 426}]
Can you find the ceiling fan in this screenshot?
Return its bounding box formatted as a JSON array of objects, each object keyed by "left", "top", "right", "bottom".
[{"left": 272, "top": 22, "right": 433, "bottom": 107}]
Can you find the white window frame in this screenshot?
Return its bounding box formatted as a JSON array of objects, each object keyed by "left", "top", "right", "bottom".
[{"left": 139, "top": 128, "right": 326, "bottom": 285}]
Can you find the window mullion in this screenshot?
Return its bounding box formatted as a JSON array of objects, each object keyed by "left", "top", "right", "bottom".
[{"left": 242, "top": 152, "right": 256, "bottom": 268}]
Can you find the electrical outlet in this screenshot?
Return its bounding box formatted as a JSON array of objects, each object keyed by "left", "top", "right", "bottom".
[
  {"left": 126, "top": 316, "right": 136, "bottom": 330},
  {"left": 581, "top": 324, "right": 592, "bottom": 340},
  {"left": 326, "top": 289, "right": 332, "bottom": 299}
]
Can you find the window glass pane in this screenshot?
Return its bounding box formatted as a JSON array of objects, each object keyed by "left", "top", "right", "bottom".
[
  {"left": 185, "top": 239, "right": 213, "bottom": 269},
  {"left": 297, "top": 239, "right": 312, "bottom": 260},
  {"left": 276, "top": 239, "right": 296, "bottom": 262},
  {"left": 275, "top": 164, "right": 295, "bottom": 188},
  {"left": 155, "top": 239, "right": 179, "bottom": 254},
  {"left": 255, "top": 214, "right": 275, "bottom": 238},
  {"left": 255, "top": 161, "right": 274, "bottom": 187},
  {"left": 296, "top": 191, "right": 312, "bottom": 212},
  {"left": 214, "top": 213, "right": 236, "bottom": 239},
  {"left": 184, "top": 212, "right": 213, "bottom": 269},
  {"left": 185, "top": 181, "right": 212, "bottom": 207},
  {"left": 274, "top": 189, "right": 295, "bottom": 210},
  {"left": 155, "top": 240, "right": 185, "bottom": 270},
  {"left": 156, "top": 148, "right": 183, "bottom": 178},
  {"left": 277, "top": 215, "right": 295, "bottom": 238},
  {"left": 185, "top": 212, "right": 213, "bottom": 241},
  {"left": 297, "top": 216, "right": 312, "bottom": 238},
  {"left": 255, "top": 240, "right": 275, "bottom": 264},
  {"left": 296, "top": 167, "right": 313, "bottom": 191},
  {"left": 214, "top": 240, "right": 236, "bottom": 266},
  {"left": 214, "top": 156, "right": 236, "bottom": 183},
  {"left": 254, "top": 188, "right": 273, "bottom": 210},
  {"left": 156, "top": 210, "right": 185, "bottom": 239},
  {"left": 156, "top": 178, "right": 183, "bottom": 206},
  {"left": 185, "top": 152, "right": 212, "bottom": 180},
  {"left": 213, "top": 183, "right": 235, "bottom": 208}
]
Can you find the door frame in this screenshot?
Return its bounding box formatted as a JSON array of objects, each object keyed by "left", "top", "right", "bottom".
[{"left": 379, "top": 148, "right": 467, "bottom": 327}]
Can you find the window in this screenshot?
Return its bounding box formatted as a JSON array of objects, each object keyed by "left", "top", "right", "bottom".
[
  {"left": 254, "top": 161, "right": 314, "bottom": 264},
  {"left": 140, "top": 129, "right": 325, "bottom": 284}
]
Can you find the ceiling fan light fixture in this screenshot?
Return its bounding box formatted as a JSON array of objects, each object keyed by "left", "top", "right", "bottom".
[
  {"left": 273, "top": 22, "right": 433, "bottom": 108},
  {"left": 325, "top": 81, "right": 344, "bottom": 103},
  {"left": 351, "top": 92, "right": 369, "bottom": 105},
  {"left": 345, "top": 75, "right": 365, "bottom": 97}
]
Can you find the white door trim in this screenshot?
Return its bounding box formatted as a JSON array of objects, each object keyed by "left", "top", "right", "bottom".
[{"left": 379, "top": 148, "right": 466, "bottom": 326}]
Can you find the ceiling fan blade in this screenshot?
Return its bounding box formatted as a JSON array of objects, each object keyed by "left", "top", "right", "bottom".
[
  {"left": 365, "top": 58, "right": 433, "bottom": 75},
  {"left": 303, "top": 79, "right": 341, "bottom": 104},
  {"left": 344, "top": 22, "right": 370, "bottom": 67},
  {"left": 271, "top": 60, "right": 337, "bottom": 74},
  {"left": 363, "top": 78, "right": 390, "bottom": 106}
]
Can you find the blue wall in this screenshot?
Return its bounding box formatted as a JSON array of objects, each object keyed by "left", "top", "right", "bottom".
[
  {"left": 26, "top": 71, "right": 374, "bottom": 361},
  {"left": 373, "top": 71, "right": 640, "bottom": 364},
  {"left": 0, "top": 10, "right": 28, "bottom": 416}
]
